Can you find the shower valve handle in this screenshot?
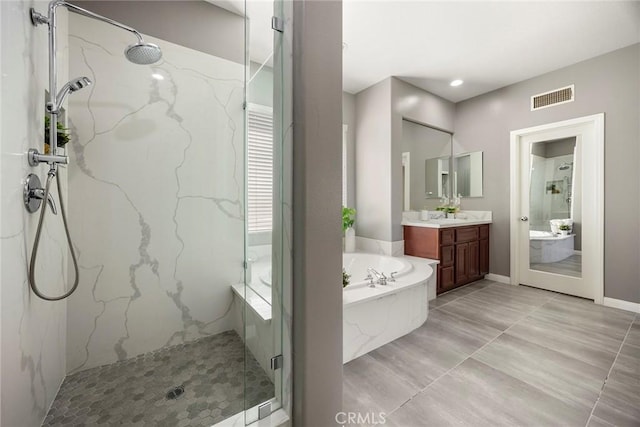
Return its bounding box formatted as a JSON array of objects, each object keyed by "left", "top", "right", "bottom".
[
  {"left": 24, "top": 173, "right": 57, "bottom": 215},
  {"left": 31, "top": 188, "right": 58, "bottom": 215}
]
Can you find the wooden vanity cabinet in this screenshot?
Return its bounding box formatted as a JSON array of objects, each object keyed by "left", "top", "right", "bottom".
[{"left": 404, "top": 224, "right": 490, "bottom": 294}]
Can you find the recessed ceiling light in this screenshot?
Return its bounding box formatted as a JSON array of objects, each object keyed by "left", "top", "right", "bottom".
[
  {"left": 151, "top": 73, "right": 164, "bottom": 81},
  {"left": 450, "top": 79, "right": 463, "bottom": 87}
]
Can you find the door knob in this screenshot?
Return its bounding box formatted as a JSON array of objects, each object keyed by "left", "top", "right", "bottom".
[{"left": 520, "top": 216, "right": 529, "bottom": 222}]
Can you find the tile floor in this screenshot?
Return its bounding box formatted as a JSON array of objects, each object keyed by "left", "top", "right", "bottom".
[
  {"left": 343, "top": 280, "right": 639, "bottom": 427},
  {"left": 531, "top": 253, "right": 582, "bottom": 278},
  {"left": 43, "top": 331, "right": 273, "bottom": 427}
]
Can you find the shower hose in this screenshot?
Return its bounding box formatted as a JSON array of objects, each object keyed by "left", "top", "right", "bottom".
[{"left": 29, "top": 168, "right": 80, "bottom": 301}]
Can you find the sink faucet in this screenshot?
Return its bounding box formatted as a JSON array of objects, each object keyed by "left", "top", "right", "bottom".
[
  {"left": 366, "top": 267, "right": 388, "bottom": 286},
  {"left": 429, "top": 211, "right": 445, "bottom": 220}
]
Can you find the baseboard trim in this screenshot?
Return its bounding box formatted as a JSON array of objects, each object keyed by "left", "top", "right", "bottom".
[
  {"left": 603, "top": 297, "right": 640, "bottom": 313},
  {"left": 485, "top": 273, "right": 511, "bottom": 284}
]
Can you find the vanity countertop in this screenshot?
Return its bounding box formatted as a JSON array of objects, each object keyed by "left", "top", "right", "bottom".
[{"left": 401, "top": 219, "right": 493, "bottom": 228}]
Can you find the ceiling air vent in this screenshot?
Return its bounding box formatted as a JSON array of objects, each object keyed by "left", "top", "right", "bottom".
[{"left": 531, "top": 85, "right": 574, "bottom": 111}]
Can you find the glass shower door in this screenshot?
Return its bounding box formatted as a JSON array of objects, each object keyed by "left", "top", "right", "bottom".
[{"left": 243, "top": 0, "right": 290, "bottom": 422}]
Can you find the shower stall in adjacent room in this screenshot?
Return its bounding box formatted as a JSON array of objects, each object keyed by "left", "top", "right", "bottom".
[
  {"left": 0, "top": 0, "right": 292, "bottom": 426},
  {"left": 528, "top": 137, "right": 581, "bottom": 277}
]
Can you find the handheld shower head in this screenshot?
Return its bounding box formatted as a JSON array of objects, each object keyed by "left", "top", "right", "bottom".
[
  {"left": 52, "top": 77, "right": 92, "bottom": 112},
  {"left": 68, "top": 76, "right": 92, "bottom": 92},
  {"left": 125, "top": 42, "right": 162, "bottom": 65}
]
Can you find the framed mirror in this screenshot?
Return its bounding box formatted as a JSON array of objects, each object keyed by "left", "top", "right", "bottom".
[{"left": 401, "top": 119, "right": 452, "bottom": 210}]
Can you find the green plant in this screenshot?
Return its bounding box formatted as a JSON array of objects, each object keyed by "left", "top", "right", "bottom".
[
  {"left": 342, "top": 206, "right": 356, "bottom": 232},
  {"left": 559, "top": 224, "right": 571, "bottom": 231},
  {"left": 436, "top": 205, "right": 458, "bottom": 214},
  {"left": 342, "top": 268, "right": 350, "bottom": 288},
  {"left": 44, "top": 116, "right": 70, "bottom": 149}
]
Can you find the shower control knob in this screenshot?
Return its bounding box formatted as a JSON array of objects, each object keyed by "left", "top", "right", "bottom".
[{"left": 520, "top": 216, "right": 529, "bottom": 222}]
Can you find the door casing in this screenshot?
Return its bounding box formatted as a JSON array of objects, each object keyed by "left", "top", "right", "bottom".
[{"left": 509, "top": 114, "right": 604, "bottom": 303}]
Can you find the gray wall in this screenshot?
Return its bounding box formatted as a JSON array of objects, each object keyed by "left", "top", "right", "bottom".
[
  {"left": 75, "top": 1, "right": 244, "bottom": 63},
  {"left": 391, "top": 78, "right": 456, "bottom": 240},
  {"left": 355, "top": 78, "right": 394, "bottom": 241},
  {"left": 543, "top": 137, "right": 576, "bottom": 158},
  {"left": 292, "top": 0, "right": 343, "bottom": 425},
  {"left": 343, "top": 92, "right": 357, "bottom": 209},
  {"left": 454, "top": 43, "right": 640, "bottom": 303},
  {"left": 354, "top": 77, "right": 456, "bottom": 242}
]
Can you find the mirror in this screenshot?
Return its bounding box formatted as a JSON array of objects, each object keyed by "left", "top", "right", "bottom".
[
  {"left": 453, "top": 151, "right": 483, "bottom": 197},
  {"left": 401, "top": 119, "right": 452, "bottom": 210},
  {"left": 528, "top": 137, "right": 581, "bottom": 277},
  {"left": 425, "top": 156, "right": 450, "bottom": 199}
]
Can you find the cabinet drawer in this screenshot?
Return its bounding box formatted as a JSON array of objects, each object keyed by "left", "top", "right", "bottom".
[
  {"left": 404, "top": 226, "right": 439, "bottom": 259},
  {"left": 479, "top": 224, "right": 489, "bottom": 239},
  {"left": 456, "top": 227, "right": 479, "bottom": 243},
  {"left": 440, "top": 245, "right": 454, "bottom": 267},
  {"left": 440, "top": 229, "right": 455, "bottom": 245}
]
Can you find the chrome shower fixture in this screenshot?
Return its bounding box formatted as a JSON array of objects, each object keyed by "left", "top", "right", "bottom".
[
  {"left": 125, "top": 42, "right": 163, "bottom": 65},
  {"left": 30, "top": 2, "right": 163, "bottom": 67},
  {"left": 54, "top": 76, "right": 92, "bottom": 113},
  {"left": 30, "top": 0, "right": 163, "bottom": 167},
  {"left": 558, "top": 162, "right": 573, "bottom": 171},
  {"left": 26, "top": 1, "right": 163, "bottom": 301}
]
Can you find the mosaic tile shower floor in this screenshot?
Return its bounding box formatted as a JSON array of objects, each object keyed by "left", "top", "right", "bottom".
[{"left": 43, "top": 331, "right": 273, "bottom": 427}]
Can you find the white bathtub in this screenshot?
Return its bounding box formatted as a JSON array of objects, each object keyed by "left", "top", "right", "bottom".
[
  {"left": 238, "top": 251, "right": 433, "bottom": 364},
  {"left": 529, "top": 230, "right": 574, "bottom": 263},
  {"left": 343, "top": 252, "right": 433, "bottom": 363}
]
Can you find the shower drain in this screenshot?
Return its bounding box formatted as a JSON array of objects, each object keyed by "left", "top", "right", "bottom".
[{"left": 166, "top": 385, "right": 185, "bottom": 400}]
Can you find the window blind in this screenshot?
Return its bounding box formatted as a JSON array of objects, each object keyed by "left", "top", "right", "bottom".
[{"left": 247, "top": 107, "right": 273, "bottom": 232}]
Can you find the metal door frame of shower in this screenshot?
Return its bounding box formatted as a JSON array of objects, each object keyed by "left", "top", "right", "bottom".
[{"left": 509, "top": 113, "right": 604, "bottom": 303}]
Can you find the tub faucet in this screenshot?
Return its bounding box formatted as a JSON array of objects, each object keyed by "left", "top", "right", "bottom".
[{"left": 367, "top": 267, "right": 388, "bottom": 286}]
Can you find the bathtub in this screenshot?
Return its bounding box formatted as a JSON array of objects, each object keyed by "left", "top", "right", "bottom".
[
  {"left": 236, "top": 251, "right": 433, "bottom": 364},
  {"left": 529, "top": 230, "right": 574, "bottom": 263},
  {"left": 343, "top": 252, "right": 433, "bottom": 363}
]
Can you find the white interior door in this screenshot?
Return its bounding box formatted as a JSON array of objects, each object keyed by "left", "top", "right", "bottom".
[{"left": 511, "top": 115, "right": 604, "bottom": 302}]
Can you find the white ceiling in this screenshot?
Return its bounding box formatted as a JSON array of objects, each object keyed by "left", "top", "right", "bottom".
[
  {"left": 213, "top": 1, "right": 639, "bottom": 103},
  {"left": 344, "top": 1, "right": 640, "bottom": 102}
]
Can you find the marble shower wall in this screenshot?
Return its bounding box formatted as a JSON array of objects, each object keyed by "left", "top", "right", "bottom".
[
  {"left": 1, "top": 2, "right": 69, "bottom": 425},
  {"left": 66, "top": 15, "right": 245, "bottom": 372}
]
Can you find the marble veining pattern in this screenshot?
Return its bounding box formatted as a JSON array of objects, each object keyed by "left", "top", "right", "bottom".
[
  {"left": 66, "top": 15, "right": 244, "bottom": 372},
  {"left": 343, "top": 266, "right": 430, "bottom": 363},
  {"left": 1, "top": 3, "right": 69, "bottom": 425}
]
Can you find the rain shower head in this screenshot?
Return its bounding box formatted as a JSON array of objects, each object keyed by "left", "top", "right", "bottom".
[
  {"left": 124, "top": 42, "right": 163, "bottom": 65},
  {"left": 558, "top": 162, "right": 573, "bottom": 171},
  {"left": 32, "top": 2, "right": 163, "bottom": 67}
]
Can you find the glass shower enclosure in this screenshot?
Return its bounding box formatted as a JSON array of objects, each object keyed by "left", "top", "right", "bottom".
[{"left": 33, "top": 0, "right": 289, "bottom": 425}]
